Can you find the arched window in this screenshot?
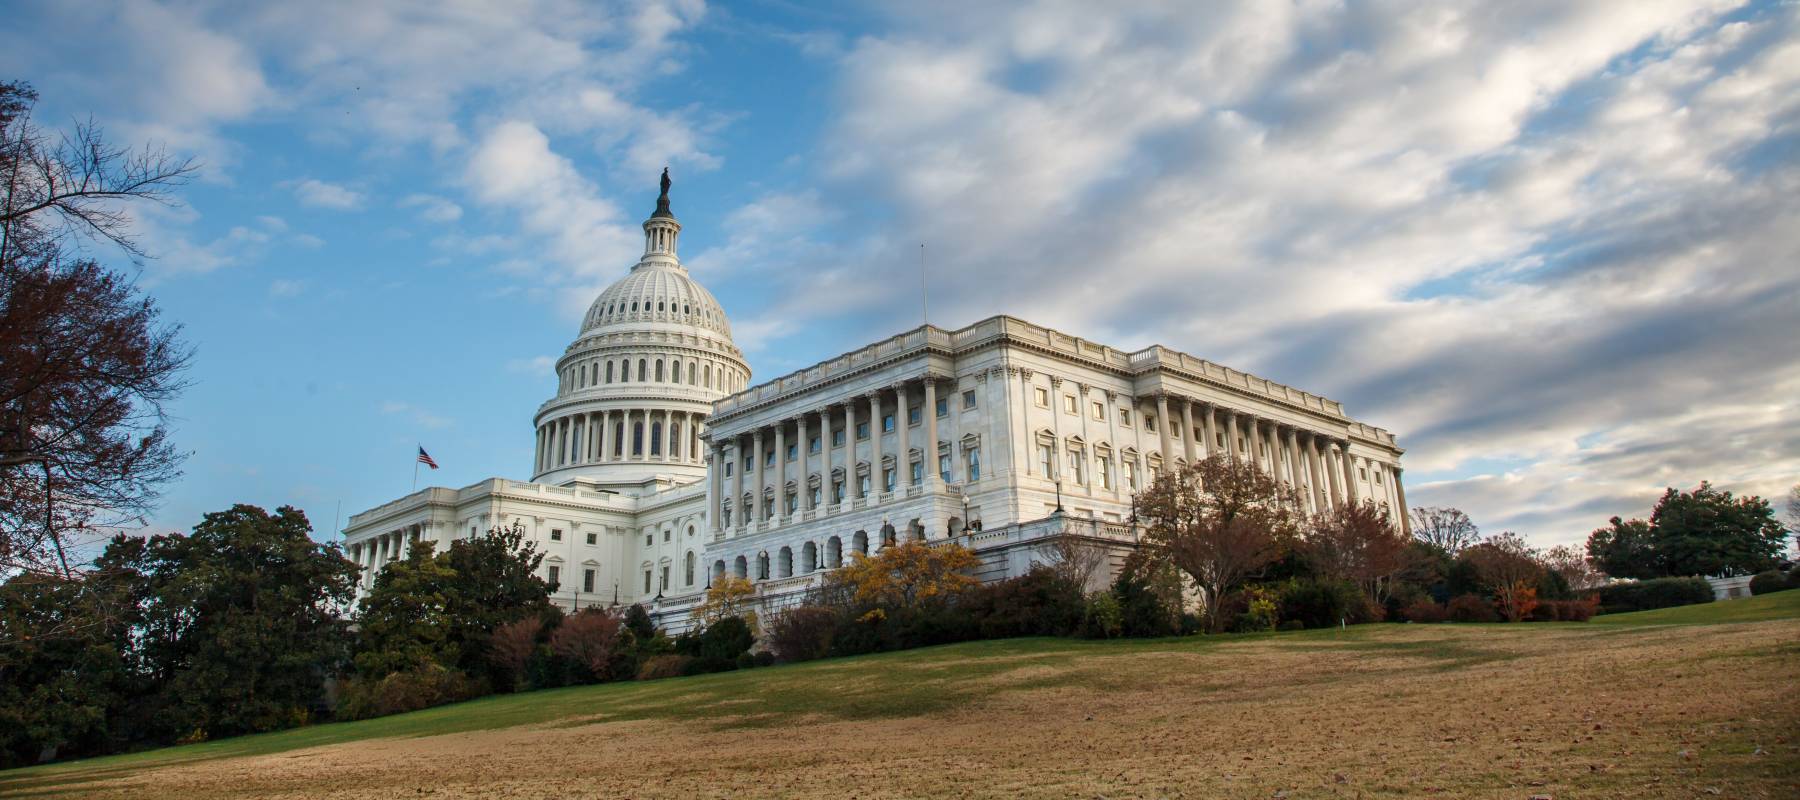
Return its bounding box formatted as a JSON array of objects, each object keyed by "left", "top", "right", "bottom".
[
  {"left": 579, "top": 364, "right": 587, "bottom": 387},
  {"left": 649, "top": 422, "right": 662, "bottom": 456},
  {"left": 658, "top": 301, "right": 665, "bottom": 312},
  {"left": 655, "top": 359, "right": 664, "bottom": 382},
  {"left": 619, "top": 359, "right": 629, "bottom": 382},
  {"left": 632, "top": 422, "right": 644, "bottom": 456},
  {"left": 669, "top": 423, "right": 682, "bottom": 459},
  {"left": 605, "top": 362, "right": 614, "bottom": 383},
  {"left": 684, "top": 551, "right": 695, "bottom": 586},
  {"left": 703, "top": 364, "right": 711, "bottom": 387},
  {"left": 637, "top": 358, "right": 646, "bottom": 381},
  {"left": 614, "top": 421, "right": 625, "bottom": 456},
  {"left": 688, "top": 362, "right": 696, "bottom": 385}
]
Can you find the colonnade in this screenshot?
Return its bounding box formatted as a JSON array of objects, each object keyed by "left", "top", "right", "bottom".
[
  {"left": 347, "top": 526, "right": 420, "bottom": 587},
  {"left": 708, "top": 374, "right": 980, "bottom": 534},
  {"left": 560, "top": 351, "right": 743, "bottom": 395},
  {"left": 535, "top": 408, "right": 706, "bottom": 474}
]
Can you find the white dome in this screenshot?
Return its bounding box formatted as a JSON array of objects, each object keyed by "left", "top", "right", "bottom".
[{"left": 581, "top": 262, "right": 732, "bottom": 339}]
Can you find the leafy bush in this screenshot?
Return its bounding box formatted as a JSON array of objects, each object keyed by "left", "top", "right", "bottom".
[
  {"left": 699, "top": 615, "right": 756, "bottom": 664},
  {"left": 963, "top": 567, "right": 1086, "bottom": 638},
  {"left": 1592, "top": 577, "right": 1714, "bottom": 614},
  {"left": 1230, "top": 586, "right": 1280, "bottom": 633},
  {"left": 1527, "top": 597, "right": 1598, "bottom": 622},
  {"left": 635, "top": 654, "right": 691, "bottom": 681},
  {"left": 548, "top": 609, "right": 635, "bottom": 684},
  {"left": 752, "top": 650, "right": 776, "bottom": 667},
  {"left": 1401, "top": 599, "right": 1448, "bottom": 623},
  {"left": 1276, "top": 579, "right": 1361, "bottom": 629},
  {"left": 1082, "top": 591, "right": 1123, "bottom": 639},
  {"left": 1277, "top": 620, "right": 1305, "bottom": 631},
  {"left": 1446, "top": 594, "right": 1499, "bottom": 623},
  {"left": 765, "top": 606, "right": 840, "bottom": 662},
  {"left": 1749, "top": 570, "right": 1798, "bottom": 595},
  {"left": 337, "top": 666, "right": 480, "bottom": 721},
  {"left": 1113, "top": 570, "right": 1180, "bottom": 638}
]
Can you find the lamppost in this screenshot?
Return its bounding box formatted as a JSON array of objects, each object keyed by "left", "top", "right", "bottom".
[{"left": 960, "top": 488, "right": 971, "bottom": 536}]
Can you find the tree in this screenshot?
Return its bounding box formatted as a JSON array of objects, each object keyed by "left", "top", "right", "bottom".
[
  {"left": 1134, "top": 455, "right": 1301, "bottom": 632},
  {"left": 353, "top": 521, "right": 553, "bottom": 685},
  {"left": 690, "top": 575, "right": 758, "bottom": 631},
  {"left": 1587, "top": 483, "right": 1789, "bottom": 579},
  {"left": 1785, "top": 484, "right": 1799, "bottom": 538},
  {"left": 1409, "top": 507, "right": 1480, "bottom": 556},
  {"left": 1304, "top": 500, "right": 1411, "bottom": 605},
  {"left": 1540, "top": 544, "right": 1605, "bottom": 591},
  {"left": 1, "top": 81, "right": 195, "bottom": 577},
  {"left": 548, "top": 609, "right": 632, "bottom": 682},
  {"left": 106, "top": 505, "right": 357, "bottom": 741},
  {"left": 831, "top": 539, "right": 981, "bottom": 615},
  {"left": 1462, "top": 532, "right": 1542, "bottom": 622},
  {"left": 0, "top": 569, "right": 140, "bottom": 766}
]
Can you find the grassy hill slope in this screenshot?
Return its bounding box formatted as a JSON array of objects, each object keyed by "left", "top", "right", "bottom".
[{"left": 5, "top": 590, "right": 1797, "bottom": 799}]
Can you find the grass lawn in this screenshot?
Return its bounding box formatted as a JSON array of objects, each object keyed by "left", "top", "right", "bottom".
[{"left": 4, "top": 590, "right": 1797, "bottom": 799}]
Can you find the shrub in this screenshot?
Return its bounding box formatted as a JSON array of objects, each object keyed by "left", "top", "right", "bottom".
[
  {"left": 1446, "top": 594, "right": 1499, "bottom": 623},
  {"left": 549, "top": 609, "right": 634, "bottom": 684},
  {"left": 1402, "top": 599, "right": 1448, "bottom": 623},
  {"left": 765, "top": 606, "right": 840, "bottom": 662},
  {"left": 1277, "top": 620, "right": 1305, "bottom": 631},
  {"left": 752, "top": 650, "right": 776, "bottom": 668},
  {"left": 1277, "top": 579, "right": 1361, "bottom": 629},
  {"left": 1592, "top": 577, "right": 1714, "bottom": 614},
  {"left": 1749, "top": 570, "right": 1798, "bottom": 595},
  {"left": 635, "top": 654, "right": 691, "bottom": 681},
  {"left": 1082, "top": 591, "right": 1123, "bottom": 639},
  {"left": 1230, "top": 586, "right": 1280, "bottom": 633},
  {"left": 1113, "top": 570, "right": 1180, "bottom": 638},
  {"left": 487, "top": 617, "right": 542, "bottom": 692},
  {"left": 699, "top": 615, "right": 756, "bottom": 664},
  {"left": 337, "top": 665, "right": 480, "bottom": 720},
  {"left": 1527, "top": 598, "right": 1599, "bottom": 622},
  {"left": 964, "top": 567, "right": 1086, "bottom": 639}
]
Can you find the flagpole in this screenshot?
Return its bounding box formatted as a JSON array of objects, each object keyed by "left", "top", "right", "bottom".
[{"left": 412, "top": 447, "right": 420, "bottom": 493}]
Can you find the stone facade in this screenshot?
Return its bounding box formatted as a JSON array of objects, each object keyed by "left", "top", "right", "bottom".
[{"left": 342, "top": 185, "right": 1408, "bottom": 632}]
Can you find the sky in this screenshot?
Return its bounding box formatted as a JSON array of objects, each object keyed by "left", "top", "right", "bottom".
[{"left": 3, "top": 0, "right": 1796, "bottom": 551}]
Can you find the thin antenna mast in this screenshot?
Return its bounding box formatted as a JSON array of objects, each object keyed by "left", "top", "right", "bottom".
[{"left": 919, "top": 242, "right": 929, "bottom": 325}]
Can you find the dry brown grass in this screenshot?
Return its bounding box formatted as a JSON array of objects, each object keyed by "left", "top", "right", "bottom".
[{"left": 12, "top": 618, "right": 1799, "bottom": 799}]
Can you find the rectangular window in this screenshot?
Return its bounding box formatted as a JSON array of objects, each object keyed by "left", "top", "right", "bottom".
[
  {"left": 663, "top": 529, "right": 671, "bottom": 542},
  {"left": 1034, "top": 387, "right": 1049, "bottom": 407},
  {"left": 939, "top": 453, "right": 952, "bottom": 482},
  {"left": 1063, "top": 395, "right": 1077, "bottom": 414},
  {"left": 936, "top": 397, "right": 949, "bottom": 416},
  {"left": 586, "top": 531, "right": 597, "bottom": 545},
  {"left": 643, "top": 570, "right": 651, "bottom": 594},
  {"left": 1124, "top": 461, "right": 1137, "bottom": 489},
  {"left": 1092, "top": 401, "right": 1105, "bottom": 420},
  {"left": 765, "top": 450, "right": 775, "bottom": 466},
  {"left": 966, "top": 448, "right": 981, "bottom": 481},
  {"left": 883, "top": 468, "right": 896, "bottom": 492},
  {"left": 962, "top": 389, "right": 976, "bottom": 409},
  {"left": 833, "top": 429, "right": 846, "bottom": 446},
  {"left": 809, "top": 436, "right": 820, "bottom": 453},
  {"left": 882, "top": 414, "right": 895, "bottom": 432},
  {"left": 1097, "top": 455, "right": 1111, "bottom": 489},
  {"left": 856, "top": 422, "right": 870, "bottom": 440},
  {"left": 548, "top": 565, "right": 561, "bottom": 587},
  {"left": 582, "top": 568, "right": 596, "bottom": 593},
  {"left": 833, "top": 480, "right": 845, "bottom": 503},
  {"left": 910, "top": 461, "right": 923, "bottom": 485},
  {"left": 1040, "top": 444, "right": 1055, "bottom": 477},
  {"left": 908, "top": 406, "right": 921, "bottom": 425},
  {"left": 1067, "top": 451, "right": 1084, "bottom": 484},
  {"left": 550, "top": 528, "right": 562, "bottom": 541},
  {"left": 785, "top": 493, "right": 797, "bottom": 513},
  {"left": 742, "top": 455, "right": 752, "bottom": 471},
  {"left": 660, "top": 566, "right": 669, "bottom": 591},
  {"left": 786, "top": 443, "right": 797, "bottom": 460},
  {"left": 1359, "top": 467, "right": 1368, "bottom": 481},
  {"left": 1374, "top": 470, "right": 1384, "bottom": 485},
  {"left": 724, "top": 462, "right": 733, "bottom": 477},
  {"left": 1120, "top": 409, "right": 1132, "bottom": 426},
  {"left": 1172, "top": 420, "right": 1182, "bottom": 436},
  {"left": 645, "top": 534, "right": 653, "bottom": 546},
  {"left": 858, "top": 475, "right": 870, "bottom": 496},
  {"left": 809, "top": 486, "right": 820, "bottom": 506}
]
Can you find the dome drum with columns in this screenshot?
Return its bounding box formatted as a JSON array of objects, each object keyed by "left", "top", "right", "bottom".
[{"left": 531, "top": 172, "right": 750, "bottom": 493}]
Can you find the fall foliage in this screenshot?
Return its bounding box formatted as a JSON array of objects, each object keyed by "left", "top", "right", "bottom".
[{"left": 1134, "top": 455, "right": 1301, "bottom": 632}]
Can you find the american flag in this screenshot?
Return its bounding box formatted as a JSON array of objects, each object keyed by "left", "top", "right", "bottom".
[{"left": 417, "top": 446, "right": 439, "bottom": 469}]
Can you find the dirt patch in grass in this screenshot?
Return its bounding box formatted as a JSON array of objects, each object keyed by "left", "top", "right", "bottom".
[{"left": 10, "top": 619, "right": 1798, "bottom": 799}]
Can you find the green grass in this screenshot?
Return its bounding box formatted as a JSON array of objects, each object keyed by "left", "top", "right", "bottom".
[
  {"left": 4, "top": 590, "right": 1795, "bottom": 797},
  {"left": 1590, "top": 587, "right": 1800, "bottom": 626}
]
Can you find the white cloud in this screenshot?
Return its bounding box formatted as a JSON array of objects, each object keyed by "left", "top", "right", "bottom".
[
  {"left": 506, "top": 355, "right": 556, "bottom": 376},
  {"left": 291, "top": 178, "right": 364, "bottom": 210},
  {"left": 741, "top": 0, "right": 1800, "bottom": 546},
  {"left": 380, "top": 400, "right": 452, "bottom": 430},
  {"left": 400, "top": 193, "right": 463, "bottom": 223}
]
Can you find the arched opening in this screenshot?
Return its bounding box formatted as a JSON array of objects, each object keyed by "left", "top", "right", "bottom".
[
  {"left": 826, "top": 536, "right": 842, "bottom": 568},
  {"left": 712, "top": 559, "right": 727, "bottom": 582},
  {"left": 670, "top": 423, "right": 682, "bottom": 459},
  {"left": 684, "top": 551, "right": 696, "bottom": 586},
  {"left": 650, "top": 422, "right": 663, "bottom": 456},
  {"left": 756, "top": 552, "right": 770, "bottom": 580},
  {"left": 733, "top": 555, "right": 748, "bottom": 579},
  {"left": 801, "top": 541, "right": 818, "bottom": 573},
  {"left": 655, "top": 359, "right": 665, "bottom": 382},
  {"left": 632, "top": 421, "right": 645, "bottom": 456},
  {"left": 638, "top": 358, "right": 647, "bottom": 381},
  {"left": 777, "top": 546, "right": 793, "bottom": 578},
  {"left": 852, "top": 531, "right": 868, "bottom": 555}
]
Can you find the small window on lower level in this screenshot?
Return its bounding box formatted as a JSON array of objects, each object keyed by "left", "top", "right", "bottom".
[{"left": 550, "top": 528, "right": 562, "bottom": 542}]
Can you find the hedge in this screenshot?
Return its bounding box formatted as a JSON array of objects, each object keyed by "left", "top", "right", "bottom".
[
  {"left": 1748, "top": 570, "right": 1799, "bottom": 596},
  {"left": 1591, "top": 577, "right": 1714, "bottom": 614}
]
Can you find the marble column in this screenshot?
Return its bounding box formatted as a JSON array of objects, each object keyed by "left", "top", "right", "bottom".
[
  {"left": 896, "top": 382, "right": 911, "bottom": 487},
  {"left": 1340, "top": 443, "right": 1359, "bottom": 504},
  {"left": 1225, "top": 412, "right": 1240, "bottom": 463},
  {"left": 821, "top": 405, "right": 835, "bottom": 507},
  {"left": 752, "top": 428, "right": 766, "bottom": 523},
  {"left": 1155, "top": 393, "right": 1173, "bottom": 470},
  {"left": 798, "top": 412, "right": 812, "bottom": 511},
  {"left": 732, "top": 433, "right": 746, "bottom": 530},
  {"left": 1394, "top": 467, "right": 1411, "bottom": 535},
  {"left": 1305, "top": 434, "right": 1325, "bottom": 512},
  {"left": 868, "top": 392, "right": 883, "bottom": 495},
  {"left": 924, "top": 378, "right": 940, "bottom": 488},
  {"left": 775, "top": 421, "right": 787, "bottom": 522},
  {"left": 1180, "top": 398, "right": 1197, "bottom": 465}
]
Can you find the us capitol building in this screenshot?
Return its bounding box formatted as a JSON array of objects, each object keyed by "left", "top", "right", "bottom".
[{"left": 342, "top": 177, "right": 1411, "bottom": 630}]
